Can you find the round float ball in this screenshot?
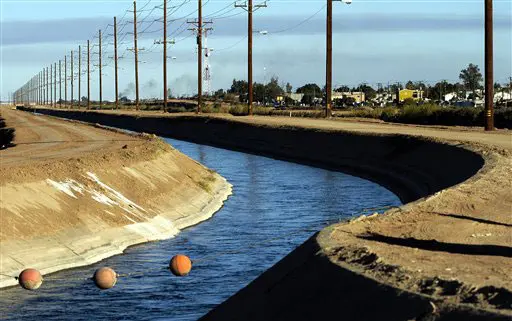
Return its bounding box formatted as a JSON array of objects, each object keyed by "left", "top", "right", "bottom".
[
  {"left": 18, "top": 268, "right": 43, "bottom": 290},
  {"left": 169, "top": 254, "right": 192, "bottom": 276},
  {"left": 93, "top": 267, "right": 117, "bottom": 290}
]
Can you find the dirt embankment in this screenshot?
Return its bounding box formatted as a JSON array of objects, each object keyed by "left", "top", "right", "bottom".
[
  {"left": 0, "top": 108, "right": 231, "bottom": 288},
  {"left": 15, "top": 107, "right": 512, "bottom": 319}
]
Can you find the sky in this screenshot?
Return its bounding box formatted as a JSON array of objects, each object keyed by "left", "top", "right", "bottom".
[{"left": 1, "top": 0, "right": 511, "bottom": 101}]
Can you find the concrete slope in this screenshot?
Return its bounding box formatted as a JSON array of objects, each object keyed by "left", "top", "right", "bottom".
[
  {"left": 0, "top": 109, "right": 232, "bottom": 288},
  {"left": 14, "top": 107, "right": 511, "bottom": 318}
]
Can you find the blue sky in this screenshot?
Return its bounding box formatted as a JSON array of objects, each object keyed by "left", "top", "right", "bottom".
[{"left": 1, "top": 0, "right": 511, "bottom": 101}]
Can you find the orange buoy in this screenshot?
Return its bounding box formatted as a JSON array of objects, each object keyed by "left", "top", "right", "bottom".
[
  {"left": 18, "top": 268, "right": 43, "bottom": 290},
  {"left": 93, "top": 267, "right": 117, "bottom": 290},
  {"left": 169, "top": 254, "right": 192, "bottom": 276}
]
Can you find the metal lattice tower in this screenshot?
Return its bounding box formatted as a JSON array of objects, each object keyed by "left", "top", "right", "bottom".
[{"left": 203, "top": 30, "right": 211, "bottom": 96}]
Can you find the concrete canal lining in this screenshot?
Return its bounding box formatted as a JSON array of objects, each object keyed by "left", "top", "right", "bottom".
[
  {"left": 15, "top": 107, "right": 511, "bottom": 319},
  {"left": 0, "top": 109, "right": 232, "bottom": 288},
  {"left": 15, "top": 107, "right": 484, "bottom": 204}
]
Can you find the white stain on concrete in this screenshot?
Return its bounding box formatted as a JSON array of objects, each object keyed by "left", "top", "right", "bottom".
[
  {"left": 46, "top": 179, "right": 78, "bottom": 198},
  {"left": 46, "top": 172, "right": 148, "bottom": 219}
]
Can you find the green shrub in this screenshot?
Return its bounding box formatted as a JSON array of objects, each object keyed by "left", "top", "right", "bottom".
[
  {"left": 229, "top": 105, "right": 249, "bottom": 116},
  {"left": 166, "top": 106, "right": 187, "bottom": 113},
  {"left": 253, "top": 107, "right": 274, "bottom": 116}
]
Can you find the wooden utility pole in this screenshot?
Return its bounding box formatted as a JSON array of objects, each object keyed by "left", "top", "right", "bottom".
[
  {"left": 71, "top": 50, "right": 74, "bottom": 107},
  {"left": 50, "top": 64, "right": 53, "bottom": 106},
  {"left": 197, "top": 0, "right": 203, "bottom": 113},
  {"left": 133, "top": 0, "right": 140, "bottom": 110},
  {"left": 54, "top": 62, "right": 57, "bottom": 107},
  {"left": 99, "top": 29, "right": 103, "bottom": 109},
  {"left": 64, "top": 56, "right": 67, "bottom": 106},
  {"left": 46, "top": 67, "right": 49, "bottom": 105},
  {"left": 114, "top": 16, "right": 119, "bottom": 109},
  {"left": 235, "top": 0, "right": 266, "bottom": 115},
  {"left": 79, "top": 45, "right": 81, "bottom": 108},
  {"left": 87, "top": 40, "right": 91, "bottom": 110},
  {"left": 163, "top": 0, "right": 168, "bottom": 110},
  {"left": 57, "top": 60, "right": 61, "bottom": 107},
  {"left": 247, "top": 0, "right": 252, "bottom": 115},
  {"left": 484, "top": 0, "right": 494, "bottom": 131},
  {"left": 326, "top": 0, "right": 333, "bottom": 117}
]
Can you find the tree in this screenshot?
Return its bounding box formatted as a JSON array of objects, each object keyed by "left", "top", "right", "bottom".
[
  {"left": 265, "top": 76, "right": 284, "bottom": 103},
  {"left": 405, "top": 81, "right": 415, "bottom": 90},
  {"left": 296, "top": 83, "right": 322, "bottom": 106},
  {"left": 459, "top": 63, "right": 483, "bottom": 93},
  {"left": 285, "top": 82, "right": 293, "bottom": 94},
  {"left": 253, "top": 83, "right": 265, "bottom": 103},
  {"left": 358, "top": 84, "right": 376, "bottom": 100},
  {"left": 228, "top": 79, "right": 249, "bottom": 102},
  {"left": 334, "top": 85, "right": 350, "bottom": 92},
  {"left": 214, "top": 89, "right": 225, "bottom": 99}
]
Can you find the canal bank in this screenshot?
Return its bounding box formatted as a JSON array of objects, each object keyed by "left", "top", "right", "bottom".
[
  {"left": 14, "top": 107, "right": 512, "bottom": 319},
  {"left": 0, "top": 109, "right": 232, "bottom": 288}
]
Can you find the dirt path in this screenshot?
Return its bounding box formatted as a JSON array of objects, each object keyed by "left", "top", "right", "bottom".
[
  {"left": 91, "top": 110, "right": 512, "bottom": 151},
  {"left": 0, "top": 109, "right": 150, "bottom": 185}
]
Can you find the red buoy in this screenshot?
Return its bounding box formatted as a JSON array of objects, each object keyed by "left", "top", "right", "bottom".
[
  {"left": 169, "top": 254, "right": 192, "bottom": 276},
  {"left": 18, "top": 268, "right": 43, "bottom": 290},
  {"left": 93, "top": 267, "right": 117, "bottom": 290}
]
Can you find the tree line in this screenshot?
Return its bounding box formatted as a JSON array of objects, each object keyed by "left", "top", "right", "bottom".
[{"left": 208, "top": 64, "right": 510, "bottom": 106}]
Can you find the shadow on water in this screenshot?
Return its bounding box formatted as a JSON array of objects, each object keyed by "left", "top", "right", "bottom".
[{"left": 0, "top": 138, "right": 401, "bottom": 321}]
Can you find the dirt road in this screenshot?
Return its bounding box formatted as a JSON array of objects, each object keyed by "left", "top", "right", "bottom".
[{"left": 0, "top": 108, "right": 144, "bottom": 169}]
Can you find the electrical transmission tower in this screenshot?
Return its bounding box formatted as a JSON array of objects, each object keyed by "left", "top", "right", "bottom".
[{"left": 203, "top": 30, "right": 212, "bottom": 96}]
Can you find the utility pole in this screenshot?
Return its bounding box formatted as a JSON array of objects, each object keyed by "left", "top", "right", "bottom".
[
  {"left": 99, "top": 29, "right": 103, "bottom": 109},
  {"left": 235, "top": 0, "right": 266, "bottom": 115},
  {"left": 163, "top": 0, "right": 168, "bottom": 110},
  {"left": 54, "top": 62, "right": 57, "bottom": 107},
  {"left": 87, "top": 39, "right": 91, "bottom": 110},
  {"left": 59, "top": 60, "right": 62, "bottom": 107},
  {"left": 114, "top": 16, "right": 119, "bottom": 109},
  {"left": 64, "top": 56, "right": 67, "bottom": 106},
  {"left": 484, "top": 0, "right": 494, "bottom": 131},
  {"left": 50, "top": 64, "right": 53, "bottom": 106},
  {"left": 133, "top": 0, "right": 140, "bottom": 110},
  {"left": 71, "top": 50, "right": 74, "bottom": 107},
  {"left": 326, "top": 0, "right": 332, "bottom": 117},
  {"left": 79, "top": 45, "right": 82, "bottom": 108},
  {"left": 46, "top": 66, "right": 49, "bottom": 105},
  {"left": 197, "top": 0, "right": 203, "bottom": 113}
]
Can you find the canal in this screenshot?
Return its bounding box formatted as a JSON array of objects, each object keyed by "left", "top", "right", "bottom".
[{"left": 0, "top": 138, "right": 401, "bottom": 320}]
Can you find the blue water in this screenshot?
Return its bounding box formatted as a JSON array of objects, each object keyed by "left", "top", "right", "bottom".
[{"left": 0, "top": 138, "right": 401, "bottom": 320}]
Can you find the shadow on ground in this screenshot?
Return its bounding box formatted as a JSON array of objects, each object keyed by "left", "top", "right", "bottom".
[
  {"left": 200, "top": 234, "right": 509, "bottom": 321},
  {"left": 0, "top": 116, "right": 15, "bottom": 149}
]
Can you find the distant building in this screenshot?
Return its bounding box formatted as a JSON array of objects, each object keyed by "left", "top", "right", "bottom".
[
  {"left": 444, "top": 92, "right": 457, "bottom": 102},
  {"left": 494, "top": 91, "right": 512, "bottom": 102},
  {"left": 332, "top": 91, "right": 365, "bottom": 103},
  {"left": 284, "top": 93, "right": 305, "bottom": 103},
  {"left": 399, "top": 89, "right": 424, "bottom": 102}
]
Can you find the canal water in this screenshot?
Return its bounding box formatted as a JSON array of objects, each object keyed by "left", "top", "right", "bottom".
[{"left": 0, "top": 138, "right": 401, "bottom": 320}]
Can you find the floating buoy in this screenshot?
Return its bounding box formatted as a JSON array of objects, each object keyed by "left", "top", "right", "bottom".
[
  {"left": 169, "top": 254, "right": 192, "bottom": 276},
  {"left": 93, "top": 267, "right": 117, "bottom": 290},
  {"left": 18, "top": 268, "right": 43, "bottom": 290}
]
